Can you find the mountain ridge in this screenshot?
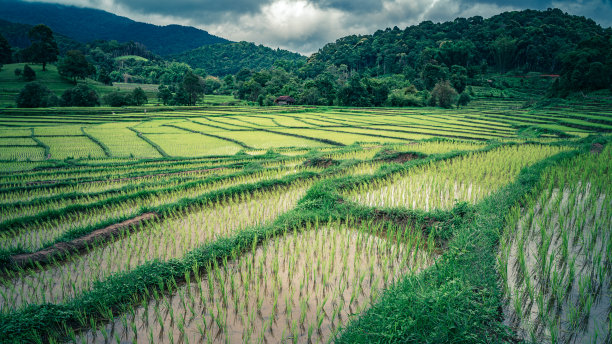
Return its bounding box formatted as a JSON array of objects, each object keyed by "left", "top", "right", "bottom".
[{"left": 0, "top": 0, "right": 229, "bottom": 55}]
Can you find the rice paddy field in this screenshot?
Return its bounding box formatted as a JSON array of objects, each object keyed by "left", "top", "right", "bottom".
[{"left": 0, "top": 99, "right": 610, "bottom": 343}]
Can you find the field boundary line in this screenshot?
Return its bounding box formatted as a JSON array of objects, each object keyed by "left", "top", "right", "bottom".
[{"left": 127, "top": 127, "right": 169, "bottom": 157}]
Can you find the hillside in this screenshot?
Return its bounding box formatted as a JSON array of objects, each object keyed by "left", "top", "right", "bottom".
[
  {"left": 0, "top": 0, "right": 229, "bottom": 55},
  {"left": 0, "top": 19, "right": 84, "bottom": 54},
  {"left": 0, "top": 63, "right": 115, "bottom": 106},
  {"left": 172, "top": 41, "right": 306, "bottom": 76},
  {"left": 307, "top": 8, "right": 612, "bottom": 76}
]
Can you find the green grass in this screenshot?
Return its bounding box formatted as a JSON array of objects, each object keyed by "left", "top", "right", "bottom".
[
  {"left": 114, "top": 55, "right": 149, "bottom": 62},
  {"left": 0, "top": 63, "right": 117, "bottom": 107}
]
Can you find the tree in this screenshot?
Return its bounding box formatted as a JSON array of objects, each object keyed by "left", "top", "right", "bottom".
[
  {"left": 131, "top": 87, "right": 147, "bottom": 106},
  {"left": 97, "top": 68, "right": 112, "bottom": 85},
  {"left": 421, "top": 63, "right": 449, "bottom": 90},
  {"left": 60, "top": 84, "right": 100, "bottom": 107},
  {"left": 58, "top": 50, "right": 95, "bottom": 84},
  {"left": 181, "top": 71, "right": 205, "bottom": 105},
  {"left": 171, "top": 86, "right": 191, "bottom": 105},
  {"left": 237, "top": 79, "right": 262, "bottom": 102},
  {"left": 103, "top": 92, "right": 130, "bottom": 107},
  {"left": 203, "top": 77, "right": 221, "bottom": 94},
  {"left": 337, "top": 77, "right": 370, "bottom": 106},
  {"left": 437, "top": 40, "right": 475, "bottom": 67},
  {"left": 430, "top": 80, "right": 458, "bottom": 108},
  {"left": 491, "top": 36, "right": 517, "bottom": 73},
  {"left": 0, "top": 33, "right": 11, "bottom": 66},
  {"left": 157, "top": 85, "right": 173, "bottom": 105},
  {"left": 16, "top": 82, "right": 59, "bottom": 108},
  {"left": 456, "top": 92, "right": 471, "bottom": 108},
  {"left": 450, "top": 65, "right": 467, "bottom": 94},
  {"left": 24, "top": 24, "right": 59, "bottom": 71},
  {"left": 23, "top": 65, "right": 36, "bottom": 81}
]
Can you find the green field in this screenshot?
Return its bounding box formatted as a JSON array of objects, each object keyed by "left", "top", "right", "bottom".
[
  {"left": 0, "top": 63, "right": 243, "bottom": 107},
  {"left": 0, "top": 98, "right": 610, "bottom": 344}
]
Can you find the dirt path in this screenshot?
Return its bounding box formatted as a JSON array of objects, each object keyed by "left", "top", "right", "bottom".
[{"left": 11, "top": 212, "right": 158, "bottom": 268}]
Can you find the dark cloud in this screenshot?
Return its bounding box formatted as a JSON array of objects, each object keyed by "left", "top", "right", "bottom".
[
  {"left": 314, "top": 0, "right": 385, "bottom": 13},
  {"left": 113, "top": 0, "right": 271, "bottom": 18}
]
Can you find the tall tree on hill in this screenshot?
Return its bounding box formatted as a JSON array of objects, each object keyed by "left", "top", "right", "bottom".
[
  {"left": 491, "top": 36, "right": 517, "bottom": 73},
  {"left": 24, "top": 24, "right": 59, "bottom": 71},
  {"left": 182, "top": 71, "right": 204, "bottom": 106},
  {"left": 0, "top": 33, "right": 12, "bottom": 66},
  {"left": 58, "top": 50, "right": 95, "bottom": 84}
]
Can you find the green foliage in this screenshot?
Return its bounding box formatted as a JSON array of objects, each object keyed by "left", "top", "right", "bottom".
[
  {"left": 22, "top": 24, "right": 58, "bottom": 71},
  {"left": 431, "top": 80, "right": 458, "bottom": 108},
  {"left": 181, "top": 71, "right": 204, "bottom": 105},
  {"left": 387, "top": 87, "right": 427, "bottom": 107},
  {"left": 310, "top": 9, "right": 602, "bottom": 77},
  {"left": 550, "top": 35, "right": 612, "bottom": 96},
  {"left": 0, "top": 32, "right": 11, "bottom": 65},
  {"left": 57, "top": 50, "right": 95, "bottom": 84},
  {"left": 102, "top": 91, "right": 131, "bottom": 107},
  {"left": 421, "top": 63, "right": 449, "bottom": 90},
  {"left": 456, "top": 92, "right": 471, "bottom": 108},
  {"left": 130, "top": 87, "right": 147, "bottom": 106},
  {"left": 22, "top": 64, "right": 35, "bottom": 81},
  {"left": 173, "top": 41, "right": 305, "bottom": 76},
  {"left": 16, "top": 81, "right": 58, "bottom": 107},
  {"left": 157, "top": 85, "right": 172, "bottom": 105},
  {"left": 60, "top": 84, "right": 100, "bottom": 107}
]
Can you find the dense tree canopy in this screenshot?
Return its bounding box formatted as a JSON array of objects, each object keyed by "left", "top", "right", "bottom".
[
  {"left": 60, "top": 84, "right": 100, "bottom": 106},
  {"left": 172, "top": 41, "right": 305, "bottom": 76},
  {"left": 0, "top": 33, "right": 11, "bottom": 65},
  {"left": 58, "top": 50, "right": 95, "bottom": 83},
  {"left": 23, "top": 24, "right": 58, "bottom": 71},
  {"left": 308, "top": 9, "right": 609, "bottom": 76}
]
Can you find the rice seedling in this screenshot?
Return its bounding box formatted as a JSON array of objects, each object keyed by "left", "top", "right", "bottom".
[
  {"left": 500, "top": 145, "right": 611, "bottom": 343},
  {"left": 0, "top": 181, "right": 312, "bottom": 312},
  {"left": 348, "top": 144, "right": 568, "bottom": 211},
  {"left": 0, "top": 167, "right": 311, "bottom": 252},
  {"left": 76, "top": 222, "right": 433, "bottom": 343}
]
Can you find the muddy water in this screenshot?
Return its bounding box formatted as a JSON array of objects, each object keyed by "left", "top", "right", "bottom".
[
  {"left": 77, "top": 225, "right": 432, "bottom": 344},
  {"left": 501, "top": 183, "right": 611, "bottom": 343},
  {"left": 0, "top": 184, "right": 310, "bottom": 313}
]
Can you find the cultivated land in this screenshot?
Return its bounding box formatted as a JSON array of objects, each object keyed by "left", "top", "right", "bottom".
[{"left": 0, "top": 95, "right": 610, "bottom": 343}]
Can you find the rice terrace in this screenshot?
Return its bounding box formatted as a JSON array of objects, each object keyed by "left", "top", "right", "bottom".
[{"left": 0, "top": 2, "right": 611, "bottom": 344}]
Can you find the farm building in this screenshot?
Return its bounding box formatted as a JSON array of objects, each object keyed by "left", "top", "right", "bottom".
[{"left": 274, "top": 96, "right": 295, "bottom": 105}]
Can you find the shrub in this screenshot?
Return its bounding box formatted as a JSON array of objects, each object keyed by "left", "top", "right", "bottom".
[
  {"left": 430, "top": 80, "right": 458, "bottom": 108},
  {"left": 16, "top": 82, "right": 59, "bottom": 108},
  {"left": 456, "top": 92, "right": 471, "bottom": 108},
  {"left": 103, "top": 91, "right": 131, "bottom": 107},
  {"left": 23, "top": 64, "right": 36, "bottom": 81},
  {"left": 60, "top": 84, "right": 100, "bottom": 107},
  {"left": 387, "top": 89, "right": 425, "bottom": 107}
]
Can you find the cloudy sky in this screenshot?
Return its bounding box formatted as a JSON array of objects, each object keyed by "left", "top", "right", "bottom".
[{"left": 25, "top": 0, "right": 612, "bottom": 55}]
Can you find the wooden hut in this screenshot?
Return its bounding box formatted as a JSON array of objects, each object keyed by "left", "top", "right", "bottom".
[{"left": 274, "top": 96, "right": 295, "bottom": 105}]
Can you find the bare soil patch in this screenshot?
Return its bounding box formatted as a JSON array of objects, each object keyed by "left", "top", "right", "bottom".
[{"left": 11, "top": 212, "right": 158, "bottom": 268}]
